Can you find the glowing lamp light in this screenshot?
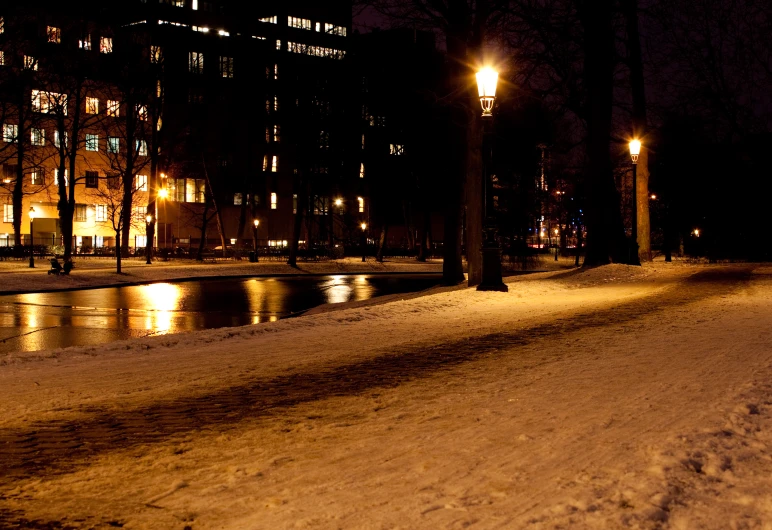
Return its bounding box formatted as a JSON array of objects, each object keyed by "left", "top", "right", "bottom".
[
  {"left": 629, "top": 139, "right": 642, "bottom": 164},
  {"left": 146, "top": 214, "right": 153, "bottom": 224},
  {"left": 157, "top": 188, "right": 169, "bottom": 199},
  {"left": 692, "top": 228, "right": 700, "bottom": 237},
  {"left": 334, "top": 198, "right": 342, "bottom": 207},
  {"left": 476, "top": 67, "right": 498, "bottom": 117},
  {"left": 554, "top": 228, "right": 559, "bottom": 235},
  {"left": 29, "top": 206, "right": 36, "bottom": 219},
  {"left": 361, "top": 222, "right": 367, "bottom": 231},
  {"left": 253, "top": 219, "right": 259, "bottom": 228},
  {"left": 650, "top": 194, "right": 657, "bottom": 200}
]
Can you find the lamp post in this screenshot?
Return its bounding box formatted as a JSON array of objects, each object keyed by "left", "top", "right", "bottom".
[
  {"left": 629, "top": 139, "right": 642, "bottom": 265},
  {"left": 476, "top": 67, "right": 508, "bottom": 292},
  {"left": 554, "top": 228, "right": 559, "bottom": 261},
  {"left": 252, "top": 219, "right": 259, "bottom": 262},
  {"left": 360, "top": 222, "right": 367, "bottom": 262},
  {"left": 28, "top": 206, "right": 35, "bottom": 268}
]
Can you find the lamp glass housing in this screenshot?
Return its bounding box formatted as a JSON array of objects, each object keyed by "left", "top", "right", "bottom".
[
  {"left": 629, "top": 139, "right": 641, "bottom": 164},
  {"left": 476, "top": 67, "right": 498, "bottom": 117},
  {"left": 28, "top": 207, "right": 36, "bottom": 219}
]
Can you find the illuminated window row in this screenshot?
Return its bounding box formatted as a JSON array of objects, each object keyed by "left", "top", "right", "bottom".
[
  {"left": 288, "top": 17, "right": 311, "bottom": 30},
  {"left": 287, "top": 41, "right": 345, "bottom": 60}
]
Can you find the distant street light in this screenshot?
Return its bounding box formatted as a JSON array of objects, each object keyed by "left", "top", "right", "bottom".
[
  {"left": 252, "top": 219, "right": 259, "bottom": 262},
  {"left": 360, "top": 222, "right": 367, "bottom": 262},
  {"left": 28, "top": 206, "right": 35, "bottom": 268},
  {"left": 335, "top": 198, "right": 342, "bottom": 207},
  {"left": 554, "top": 227, "right": 559, "bottom": 261},
  {"left": 476, "top": 66, "right": 507, "bottom": 292},
  {"left": 629, "top": 139, "right": 642, "bottom": 266}
]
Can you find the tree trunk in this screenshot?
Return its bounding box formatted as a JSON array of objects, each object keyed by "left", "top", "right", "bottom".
[
  {"left": 465, "top": 113, "right": 483, "bottom": 286},
  {"left": 376, "top": 224, "right": 388, "bottom": 262},
  {"left": 624, "top": 0, "right": 651, "bottom": 261},
  {"left": 201, "top": 157, "right": 227, "bottom": 255},
  {"left": 115, "top": 227, "right": 122, "bottom": 274},
  {"left": 580, "top": 0, "right": 629, "bottom": 266},
  {"left": 288, "top": 172, "right": 306, "bottom": 267}
]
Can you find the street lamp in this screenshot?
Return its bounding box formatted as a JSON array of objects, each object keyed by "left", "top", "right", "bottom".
[
  {"left": 629, "top": 139, "right": 642, "bottom": 266},
  {"left": 28, "top": 206, "right": 35, "bottom": 268},
  {"left": 554, "top": 227, "right": 559, "bottom": 261},
  {"left": 476, "top": 66, "right": 507, "bottom": 292},
  {"left": 252, "top": 219, "right": 259, "bottom": 262},
  {"left": 360, "top": 222, "right": 367, "bottom": 262}
]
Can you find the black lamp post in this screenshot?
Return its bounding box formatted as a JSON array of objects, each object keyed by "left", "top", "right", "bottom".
[
  {"left": 360, "top": 222, "right": 367, "bottom": 262},
  {"left": 629, "top": 139, "right": 642, "bottom": 266},
  {"left": 28, "top": 206, "right": 35, "bottom": 268},
  {"left": 252, "top": 219, "right": 259, "bottom": 262},
  {"left": 476, "top": 67, "right": 508, "bottom": 292}
]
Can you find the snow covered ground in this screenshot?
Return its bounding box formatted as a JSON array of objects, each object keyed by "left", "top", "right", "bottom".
[{"left": 1, "top": 262, "right": 772, "bottom": 529}]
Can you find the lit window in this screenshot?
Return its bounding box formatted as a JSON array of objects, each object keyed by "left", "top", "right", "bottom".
[
  {"left": 134, "top": 174, "right": 148, "bottom": 191},
  {"left": 288, "top": 17, "right": 312, "bottom": 30},
  {"left": 47, "top": 26, "right": 61, "bottom": 43},
  {"left": 358, "top": 196, "right": 364, "bottom": 213},
  {"left": 274, "top": 63, "right": 278, "bottom": 79},
  {"left": 359, "top": 163, "right": 365, "bottom": 178},
  {"left": 315, "top": 22, "right": 320, "bottom": 32},
  {"left": 189, "top": 51, "right": 204, "bottom": 73},
  {"left": 276, "top": 40, "right": 281, "bottom": 50},
  {"left": 220, "top": 56, "right": 234, "bottom": 78},
  {"left": 0, "top": 17, "right": 4, "bottom": 35},
  {"left": 86, "top": 134, "right": 99, "bottom": 151},
  {"left": 0, "top": 51, "right": 4, "bottom": 65},
  {"left": 390, "top": 143, "right": 404, "bottom": 155},
  {"left": 260, "top": 16, "right": 278, "bottom": 24},
  {"left": 293, "top": 193, "right": 297, "bottom": 214},
  {"left": 100, "top": 37, "right": 113, "bottom": 53},
  {"left": 107, "top": 100, "right": 120, "bottom": 117},
  {"left": 270, "top": 192, "right": 277, "bottom": 209},
  {"left": 95, "top": 204, "right": 107, "bottom": 222},
  {"left": 151, "top": 46, "right": 163, "bottom": 64},
  {"left": 31, "top": 90, "right": 68, "bottom": 115},
  {"left": 54, "top": 130, "right": 68, "bottom": 149},
  {"left": 273, "top": 96, "right": 279, "bottom": 111},
  {"left": 136, "top": 140, "right": 148, "bottom": 156},
  {"left": 273, "top": 125, "right": 280, "bottom": 142},
  {"left": 192, "top": 0, "right": 198, "bottom": 9},
  {"left": 136, "top": 104, "right": 148, "bottom": 121},
  {"left": 30, "top": 128, "right": 45, "bottom": 146},
  {"left": 75, "top": 204, "right": 87, "bottom": 222},
  {"left": 3, "top": 205, "right": 13, "bottom": 223},
  {"left": 324, "top": 23, "right": 347, "bottom": 36},
  {"left": 3, "top": 124, "right": 17, "bottom": 143},
  {"left": 30, "top": 171, "right": 44, "bottom": 186},
  {"left": 233, "top": 193, "right": 242, "bottom": 205},
  {"left": 107, "top": 137, "right": 119, "bottom": 153},
  {"left": 361, "top": 134, "right": 365, "bottom": 148},
  {"left": 262, "top": 155, "right": 268, "bottom": 171},
  {"left": 85, "top": 170, "right": 99, "bottom": 188},
  {"left": 94, "top": 235, "right": 104, "bottom": 247},
  {"left": 79, "top": 34, "right": 91, "bottom": 50},
  {"left": 86, "top": 97, "right": 99, "bottom": 114},
  {"left": 271, "top": 155, "right": 278, "bottom": 172},
  {"left": 24, "top": 56, "right": 38, "bottom": 70},
  {"left": 54, "top": 169, "right": 69, "bottom": 186}
]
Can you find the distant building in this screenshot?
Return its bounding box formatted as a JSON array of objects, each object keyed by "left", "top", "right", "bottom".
[{"left": 0, "top": 0, "right": 357, "bottom": 253}]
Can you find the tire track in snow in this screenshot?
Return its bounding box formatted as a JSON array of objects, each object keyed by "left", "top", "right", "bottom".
[{"left": 0, "top": 267, "right": 752, "bottom": 486}]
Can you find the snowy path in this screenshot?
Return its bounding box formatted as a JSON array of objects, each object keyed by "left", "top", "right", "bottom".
[{"left": 1, "top": 264, "right": 772, "bottom": 529}]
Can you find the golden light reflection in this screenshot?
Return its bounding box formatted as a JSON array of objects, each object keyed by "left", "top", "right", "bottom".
[
  {"left": 325, "top": 275, "right": 351, "bottom": 304},
  {"left": 137, "top": 283, "right": 181, "bottom": 332}
]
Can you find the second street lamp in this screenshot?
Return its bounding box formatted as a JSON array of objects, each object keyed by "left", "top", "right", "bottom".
[
  {"left": 476, "top": 67, "right": 507, "bottom": 292},
  {"left": 28, "top": 206, "right": 36, "bottom": 268},
  {"left": 629, "top": 139, "right": 642, "bottom": 266},
  {"left": 360, "top": 222, "right": 367, "bottom": 262},
  {"left": 252, "top": 219, "right": 259, "bottom": 262}
]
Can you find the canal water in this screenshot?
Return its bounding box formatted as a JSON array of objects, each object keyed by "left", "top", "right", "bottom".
[{"left": 0, "top": 274, "right": 441, "bottom": 355}]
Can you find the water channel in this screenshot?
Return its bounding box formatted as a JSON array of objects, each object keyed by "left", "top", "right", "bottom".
[{"left": 0, "top": 274, "right": 441, "bottom": 355}]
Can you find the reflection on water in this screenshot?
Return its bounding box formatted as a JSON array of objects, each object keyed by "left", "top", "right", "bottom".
[{"left": 0, "top": 274, "right": 439, "bottom": 354}]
